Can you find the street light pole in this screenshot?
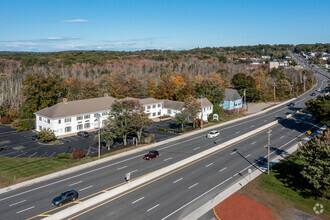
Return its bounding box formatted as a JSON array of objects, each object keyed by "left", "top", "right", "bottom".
[
  {"left": 95, "top": 114, "right": 101, "bottom": 160},
  {"left": 272, "top": 83, "right": 277, "bottom": 106},
  {"left": 267, "top": 130, "right": 272, "bottom": 175}
]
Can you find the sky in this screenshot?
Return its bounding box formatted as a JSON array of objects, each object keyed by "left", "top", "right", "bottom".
[{"left": 0, "top": 0, "right": 329, "bottom": 52}]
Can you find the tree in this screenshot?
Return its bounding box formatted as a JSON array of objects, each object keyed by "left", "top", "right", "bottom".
[
  {"left": 305, "top": 95, "right": 330, "bottom": 126},
  {"left": 232, "top": 73, "right": 259, "bottom": 102},
  {"left": 37, "top": 128, "right": 56, "bottom": 143},
  {"left": 298, "top": 131, "right": 330, "bottom": 196},
  {"left": 174, "top": 110, "right": 189, "bottom": 130},
  {"left": 131, "top": 105, "right": 153, "bottom": 141},
  {"left": 184, "top": 95, "right": 201, "bottom": 128},
  {"left": 101, "top": 119, "right": 120, "bottom": 149},
  {"left": 21, "top": 73, "right": 67, "bottom": 118}
]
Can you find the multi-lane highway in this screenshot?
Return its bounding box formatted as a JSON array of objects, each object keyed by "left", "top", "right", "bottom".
[{"left": 0, "top": 61, "right": 328, "bottom": 220}]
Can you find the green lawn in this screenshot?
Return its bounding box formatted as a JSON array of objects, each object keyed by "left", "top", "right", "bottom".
[{"left": 259, "top": 154, "right": 330, "bottom": 217}]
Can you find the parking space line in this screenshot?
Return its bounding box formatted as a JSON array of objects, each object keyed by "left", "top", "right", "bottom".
[
  {"left": 28, "top": 152, "right": 37, "bottom": 158},
  {"left": 40, "top": 152, "right": 47, "bottom": 157},
  {"left": 49, "top": 152, "right": 56, "bottom": 157}
]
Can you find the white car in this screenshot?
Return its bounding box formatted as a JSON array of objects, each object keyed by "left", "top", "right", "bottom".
[{"left": 207, "top": 130, "right": 220, "bottom": 138}]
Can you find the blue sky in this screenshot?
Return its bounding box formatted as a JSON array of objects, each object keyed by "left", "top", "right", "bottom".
[{"left": 0, "top": 0, "right": 329, "bottom": 51}]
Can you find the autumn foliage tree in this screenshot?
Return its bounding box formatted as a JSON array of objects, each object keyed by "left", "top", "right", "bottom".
[{"left": 184, "top": 95, "right": 201, "bottom": 128}]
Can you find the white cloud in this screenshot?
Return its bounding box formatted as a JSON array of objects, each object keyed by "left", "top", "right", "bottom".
[{"left": 61, "top": 19, "right": 89, "bottom": 23}]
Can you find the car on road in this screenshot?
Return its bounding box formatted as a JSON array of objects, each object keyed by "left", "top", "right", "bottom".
[
  {"left": 310, "top": 93, "right": 316, "bottom": 96},
  {"left": 52, "top": 190, "right": 78, "bottom": 206},
  {"left": 207, "top": 130, "right": 220, "bottom": 138},
  {"left": 77, "top": 131, "right": 89, "bottom": 138},
  {"left": 31, "top": 134, "right": 39, "bottom": 140},
  {"left": 295, "top": 119, "right": 303, "bottom": 125},
  {"left": 287, "top": 102, "right": 295, "bottom": 107},
  {"left": 143, "top": 150, "right": 159, "bottom": 160}
]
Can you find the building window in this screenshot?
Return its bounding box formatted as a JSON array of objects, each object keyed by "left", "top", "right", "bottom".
[
  {"left": 84, "top": 123, "right": 90, "bottom": 129},
  {"left": 58, "top": 119, "right": 61, "bottom": 124},
  {"left": 84, "top": 114, "right": 90, "bottom": 119},
  {"left": 102, "top": 111, "right": 108, "bottom": 116},
  {"left": 39, "top": 126, "right": 42, "bottom": 130},
  {"left": 157, "top": 104, "right": 161, "bottom": 108},
  {"left": 77, "top": 124, "right": 83, "bottom": 130},
  {"left": 157, "top": 111, "right": 161, "bottom": 116},
  {"left": 167, "top": 109, "right": 172, "bottom": 114},
  {"left": 153, "top": 104, "right": 156, "bottom": 108},
  {"left": 65, "top": 118, "right": 71, "bottom": 123},
  {"left": 147, "top": 105, "right": 151, "bottom": 109},
  {"left": 152, "top": 112, "right": 156, "bottom": 117},
  {"left": 94, "top": 113, "right": 100, "bottom": 118},
  {"left": 65, "top": 127, "right": 71, "bottom": 133},
  {"left": 39, "top": 116, "right": 42, "bottom": 121},
  {"left": 102, "top": 120, "right": 107, "bottom": 125},
  {"left": 47, "top": 119, "right": 50, "bottom": 124},
  {"left": 77, "top": 116, "right": 83, "bottom": 121}
]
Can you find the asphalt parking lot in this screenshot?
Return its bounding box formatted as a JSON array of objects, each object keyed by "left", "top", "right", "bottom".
[{"left": 0, "top": 119, "right": 181, "bottom": 158}]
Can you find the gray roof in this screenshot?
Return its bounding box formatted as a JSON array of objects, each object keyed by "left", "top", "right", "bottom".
[
  {"left": 122, "top": 97, "right": 163, "bottom": 105},
  {"left": 162, "top": 100, "right": 184, "bottom": 111},
  {"left": 223, "top": 89, "right": 242, "bottom": 101},
  {"left": 35, "top": 96, "right": 116, "bottom": 118}
]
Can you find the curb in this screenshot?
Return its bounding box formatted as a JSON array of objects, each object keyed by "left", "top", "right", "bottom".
[
  {"left": 0, "top": 97, "right": 299, "bottom": 195},
  {"left": 43, "top": 120, "right": 279, "bottom": 220}
]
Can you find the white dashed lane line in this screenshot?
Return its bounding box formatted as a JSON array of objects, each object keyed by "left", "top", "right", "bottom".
[
  {"left": 117, "top": 166, "right": 128, "bottom": 170},
  {"left": 69, "top": 181, "right": 83, "bottom": 186},
  {"left": 251, "top": 141, "right": 256, "bottom": 145},
  {"left": 147, "top": 204, "right": 159, "bottom": 212},
  {"left": 230, "top": 151, "right": 236, "bottom": 155},
  {"left": 188, "top": 183, "right": 198, "bottom": 189},
  {"left": 219, "top": 167, "right": 227, "bottom": 172},
  {"left": 264, "top": 120, "right": 267, "bottom": 122},
  {"left": 132, "top": 197, "right": 144, "bottom": 204},
  {"left": 9, "top": 200, "right": 26, "bottom": 207},
  {"left": 173, "top": 178, "right": 183, "bottom": 183},
  {"left": 235, "top": 131, "right": 240, "bottom": 134},
  {"left": 246, "top": 154, "right": 251, "bottom": 158},
  {"left": 129, "top": 169, "right": 138, "bottom": 173},
  {"left": 164, "top": 157, "right": 172, "bottom": 162},
  {"left": 205, "top": 163, "right": 213, "bottom": 168},
  {"left": 193, "top": 147, "right": 200, "bottom": 150},
  {"left": 79, "top": 185, "right": 93, "bottom": 191},
  {"left": 282, "top": 127, "right": 285, "bottom": 130},
  {"left": 280, "top": 136, "right": 285, "bottom": 139},
  {"left": 16, "top": 206, "right": 35, "bottom": 214},
  {"left": 250, "top": 125, "right": 255, "bottom": 128}
]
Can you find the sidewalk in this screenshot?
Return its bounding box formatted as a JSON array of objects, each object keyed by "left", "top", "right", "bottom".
[{"left": 247, "top": 102, "right": 281, "bottom": 114}]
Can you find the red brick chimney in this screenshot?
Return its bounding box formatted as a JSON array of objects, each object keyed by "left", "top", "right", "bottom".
[
  {"left": 63, "top": 98, "right": 68, "bottom": 104},
  {"left": 104, "top": 93, "right": 109, "bottom": 97}
]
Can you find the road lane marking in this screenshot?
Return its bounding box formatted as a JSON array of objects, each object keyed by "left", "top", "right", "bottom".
[
  {"left": 69, "top": 181, "right": 83, "bottom": 186},
  {"left": 162, "top": 177, "right": 233, "bottom": 220},
  {"left": 235, "top": 131, "right": 240, "bottom": 134},
  {"left": 16, "top": 206, "right": 35, "bottom": 214},
  {"left": 39, "top": 152, "right": 47, "bottom": 157},
  {"left": 28, "top": 152, "right": 37, "bottom": 158},
  {"left": 282, "top": 127, "right": 285, "bottom": 130},
  {"left": 188, "top": 183, "right": 198, "bottom": 189},
  {"left": 147, "top": 204, "right": 159, "bottom": 212},
  {"left": 251, "top": 141, "right": 256, "bottom": 145},
  {"left": 246, "top": 154, "right": 251, "bottom": 158},
  {"left": 250, "top": 125, "right": 255, "bottom": 128},
  {"left": 264, "top": 120, "right": 267, "bottom": 122},
  {"left": 219, "top": 167, "right": 227, "bottom": 172},
  {"left": 129, "top": 170, "right": 138, "bottom": 173},
  {"left": 132, "top": 197, "right": 144, "bottom": 204},
  {"left": 280, "top": 136, "right": 284, "bottom": 139},
  {"left": 193, "top": 147, "right": 200, "bottom": 150},
  {"left": 49, "top": 152, "right": 56, "bottom": 157},
  {"left": 9, "top": 200, "right": 26, "bottom": 206},
  {"left": 79, "top": 185, "right": 93, "bottom": 191},
  {"left": 164, "top": 157, "right": 172, "bottom": 161},
  {"left": 234, "top": 173, "right": 238, "bottom": 177},
  {"left": 117, "top": 166, "right": 128, "bottom": 170},
  {"left": 230, "top": 151, "right": 236, "bottom": 155},
  {"left": 173, "top": 178, "right": 183, "bottom": 183},
  {"left": 205, "top": 163, "right": 213, "bottom": 167}
]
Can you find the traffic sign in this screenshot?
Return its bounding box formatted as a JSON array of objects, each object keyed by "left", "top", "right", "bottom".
[{"left": 307, "top": 130, "right": 312, "bottom": 135}]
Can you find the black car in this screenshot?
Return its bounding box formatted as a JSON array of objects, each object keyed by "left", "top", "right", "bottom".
[
  {"left": 52, "top": 190, "right": 78, "bottom": 206},
  {"left": 310, "top": 93, "right": 316, "bottom": 96},
  {"left": 77, "top": 131, "right": 89, "bottom": 138},
  {"left": 287, "top": 102, "right": 295, "bottom": 107}
]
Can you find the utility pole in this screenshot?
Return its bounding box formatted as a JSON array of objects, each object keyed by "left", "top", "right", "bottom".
[
  {"left": 303, "top": 75, "right": 306, "bottom": 92},
  {"left": 267, "top": 130, "right": 272, "bottom": 175},
  {"left": 243, "top": 89, "right": 246, "bottom": 114},
  {"left": 272, "top": 83, "right": 277, "bottom": 106},
  {"left": 95, "top": 114, "right": 101, "bottom": 160},
  {"left": 200, "top": 95, "right": 204, "bottom": 129}
]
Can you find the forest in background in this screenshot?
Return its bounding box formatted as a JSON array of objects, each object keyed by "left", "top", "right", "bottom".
[{"left": 0, "top": 44, "right": 319, "bottom": 119}]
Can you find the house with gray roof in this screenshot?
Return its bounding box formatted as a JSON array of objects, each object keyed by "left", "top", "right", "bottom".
[
  {"left": 219, "top": 89, "right": 243, "bottom": 111},
  {"left": 35, "top": 94, "right": 213, "bottom": 137}
]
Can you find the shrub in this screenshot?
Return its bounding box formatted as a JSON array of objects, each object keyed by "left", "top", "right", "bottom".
[
  {"left": 57, "top": 153, "right": 73, "bottom": 159},
  {"left": 73, "top": 150, "right": 85, "bottom": 159},
  {"left": 37, "top": 128, "right": 56, "bottom": 142},
  {"left": 1, "top": 116, "right": 11, "bottom": 124},
  {"left": 156, "top": 128, "right": 185, "bottom": 133}
]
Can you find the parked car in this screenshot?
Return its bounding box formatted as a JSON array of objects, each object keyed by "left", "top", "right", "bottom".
[
  {"left": 31, "top": 134, "right": 39, "bottom": 140},
  {"left": 143, "top": 150, "right": 159, "bottom": 160},
  {"left": 52, "top": 190, "right": 78, "bottom": 206},
  {"left": 207, "top": 130, "right": 220, "bottom": 138},
  {"left": 295, "top": 119, "right": 303, "bottom": 125},
  {"left": 310, "top": 93, "right": 316, "bottom": 96},
  {"left": 77, "top": 131, "right": 89, "bottom": 138},
  {"left": 287, "top": 102, "right": 295, "bottom": 107}
]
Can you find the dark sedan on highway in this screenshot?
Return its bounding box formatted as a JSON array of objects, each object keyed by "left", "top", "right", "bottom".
[
  {"left": 52, "top": 190, "right": 78, "bottom": 206},
  {"left": 143, "top": 150, "right": 159, "bottom": 160}
]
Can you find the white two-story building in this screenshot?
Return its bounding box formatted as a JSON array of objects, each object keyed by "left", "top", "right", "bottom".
[{"left": 35, "top": 94, "right": 213, "bottom": 137}]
